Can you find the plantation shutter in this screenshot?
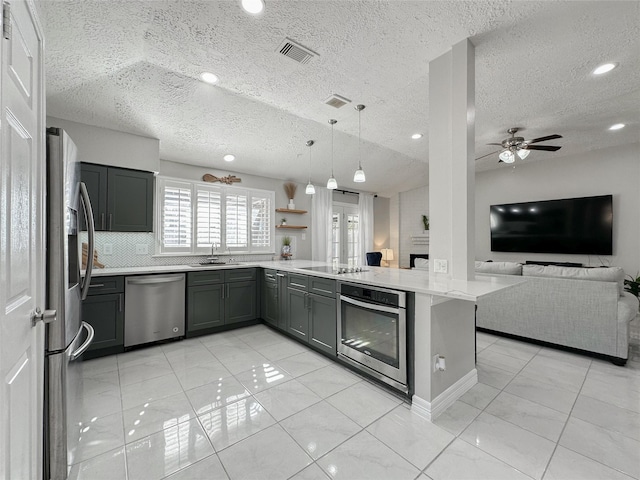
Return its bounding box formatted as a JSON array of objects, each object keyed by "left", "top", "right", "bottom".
[
  {"left": 160, "top": 179, "right": 192, "bottom": 252},
  {"left": 250, "top": 193, "right": 272, "bottom": 252},
  {"left": 225, "top": 191, "right": 248, "bottom": 249},
  {"left": 196, "top": 186, "right": 222, "bottom": 250}
]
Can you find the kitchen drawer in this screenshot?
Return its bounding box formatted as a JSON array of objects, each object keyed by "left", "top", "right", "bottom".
[
  {"left": 86, "top": 276, "right": 124, "bottom": 295},
  {"left": 225, "top": 268, "right": 257, "bottom": 283},
  {"left": 263, "top": 269, "right": 277, "bottom": 284},
  {"left": 287, "top": 273, "right": 309, "bottom": 291},
  {"left": 309, "top": 277, "right": 336, "bottom": 298},
  {"left": 188, "top": 270, "right": 225, "bottom": 286}
]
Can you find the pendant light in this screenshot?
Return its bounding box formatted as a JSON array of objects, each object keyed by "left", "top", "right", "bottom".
[
  {"left": 305, "top": 140, "right": 316, "bottom": 195},
  {"left": 327, "top": 119, "right": 338, "bottom": 190},
  {"left": 353, "top": 104, "right": 366, "bottom": 183}
]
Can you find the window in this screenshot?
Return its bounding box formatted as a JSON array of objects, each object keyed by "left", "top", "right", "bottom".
[{"left": 157, "top": 177, "right": 274, "bottom": 255}]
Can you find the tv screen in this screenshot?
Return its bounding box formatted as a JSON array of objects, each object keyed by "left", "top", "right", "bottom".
[{"left": 490, "top": 195, "right": 613, "bottom": 255}]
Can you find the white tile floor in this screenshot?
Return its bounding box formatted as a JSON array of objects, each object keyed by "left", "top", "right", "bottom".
[{"left": 69, "top": 324, "right": 640, "bottom": 480}]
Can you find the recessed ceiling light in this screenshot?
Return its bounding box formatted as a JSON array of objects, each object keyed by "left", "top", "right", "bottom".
[
  {"left": 223, "top": 154, "right": 235, "bottom": 162},
  {"left": 411, "top": 133, "right": 423, "bottom": 140},
  {"left": 609, "top": 123, "right": 625, "bottom": 131},
  {"left": 241, "top": 0, "right": 265, "bottom": 14},
  {"left": 593, "top": 63, "right": 617, "bottom": 75},
  {"left": 200, "top": 72, "right": 219, "bottom": 84}
]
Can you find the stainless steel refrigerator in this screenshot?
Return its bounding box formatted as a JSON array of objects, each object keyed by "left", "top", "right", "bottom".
[{"left": 45, "top": 127, "right": 96, "bottom": 480}]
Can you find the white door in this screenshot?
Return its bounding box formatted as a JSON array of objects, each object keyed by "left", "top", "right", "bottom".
[
  {"left": 331, "top": 204, "right": 360, "bottom": 267},
  {"left": 0, "top": 0, "right": 46, "bottom": 478}
]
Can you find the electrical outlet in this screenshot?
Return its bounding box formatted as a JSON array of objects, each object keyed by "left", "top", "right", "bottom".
[
  {"left": 135, "top": 244, "right": 148, "bottom": 255},
  {"left": 433, "top": 354, "right": 446, "bottom": 372},
  {"left": 301, "top": 233, "right": 306, "bottom": 240},
  {"left": 434, "top": 259, "right": 448, "bottom": 273},
  {"left": 103, "top": 244, "right": 113, "bottom": 255}
]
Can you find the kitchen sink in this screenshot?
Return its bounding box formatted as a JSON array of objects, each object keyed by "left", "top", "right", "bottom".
[{"left": 190, "top": 262, "right": 239, "bottom": 267}]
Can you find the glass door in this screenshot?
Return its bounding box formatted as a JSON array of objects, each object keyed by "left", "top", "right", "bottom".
[{"left": 332, "top": 204, "right": 360, "bottom": 267}]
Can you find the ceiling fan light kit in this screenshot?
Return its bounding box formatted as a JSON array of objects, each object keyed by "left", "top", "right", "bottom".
[
  {"left": 353, "top": 104, "right": 366, "bottom": 183},
  {"left": 480, "top": 127, "right": 563, "bottom": 164}
]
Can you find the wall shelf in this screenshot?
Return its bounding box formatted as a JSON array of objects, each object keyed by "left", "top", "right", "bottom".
[
  {"left": 275, "top": 208, "right": 308, "bottom": 214},
  {"left": 276, "top": 225, "right": 307, "bottom": 229}
]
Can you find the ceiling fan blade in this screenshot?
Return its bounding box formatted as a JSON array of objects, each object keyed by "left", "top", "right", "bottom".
[
  {"left": 524, "top": 145, "right": 562, "bottom": 151},
  {"left": 527, "top": 134, "right": 562, "bottom": 144},
  {"left": 475, "top": 149, "right": 501, "bottom": 161},
  {"left": 486, "top": 143, "right": 503, "bottom": 146}
]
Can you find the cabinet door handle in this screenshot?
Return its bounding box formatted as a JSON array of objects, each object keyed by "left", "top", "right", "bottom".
[
  {"left": 276, "top": 273, "right": 286, "bottom": 277},
  {"left": 109, "top": 213, "right": 113, "bottom": 231},
  {"left": 100, "top": 213, "right": 105, "bottom": 230},
  {"left": 290, "top": 282, "right": 306, "bottom": 289},
  {"left": 89, "top": 283, "right": 105, "bottom": 288}
]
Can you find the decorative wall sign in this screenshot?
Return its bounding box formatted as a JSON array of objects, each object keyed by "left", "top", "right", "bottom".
[{"left": 203, "top": 174, "right": 242, "bottom": 185}]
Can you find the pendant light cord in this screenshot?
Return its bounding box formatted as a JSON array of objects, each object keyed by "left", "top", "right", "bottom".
[{"left": 331, "top": 121, "right": 335, "bottom": 176}]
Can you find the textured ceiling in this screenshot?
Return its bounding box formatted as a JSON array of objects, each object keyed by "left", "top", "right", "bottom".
[{"left": 41, "top": 0, "right": 640, "bottom": 197}]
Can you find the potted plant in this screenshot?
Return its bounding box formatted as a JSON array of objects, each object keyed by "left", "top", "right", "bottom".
[
  {"left": 281, "top": 236, "right": 292, "bottom": 259},
  {"left": 284, "top": 182, "right": 297, "bottom": 210},
  {"left": 280, "top": 218, "right": 287, "bottom": 226},
  {"left": 422, "top": 215, "right": 429, "bottom": 234},
  {"left": 625, "top": 273, "right": 640, "bottom": 303}
]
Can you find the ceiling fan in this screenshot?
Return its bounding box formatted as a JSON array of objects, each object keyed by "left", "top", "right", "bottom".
[{"left": 476, "top": 127, "right": 562, "bottom": 163}]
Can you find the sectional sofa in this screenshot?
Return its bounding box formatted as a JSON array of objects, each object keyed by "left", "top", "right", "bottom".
[{"left": 474, "top": 262, "right": 639, "bottom": 365}]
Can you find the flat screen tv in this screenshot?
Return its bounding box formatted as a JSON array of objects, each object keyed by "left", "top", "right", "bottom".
[{"left": 490, "top": 195, "right": 613, "bottom": 255}]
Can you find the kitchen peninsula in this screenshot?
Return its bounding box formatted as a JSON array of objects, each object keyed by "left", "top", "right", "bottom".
[{"left": 88, "top": 260, "right": 522, "bottom": 420}]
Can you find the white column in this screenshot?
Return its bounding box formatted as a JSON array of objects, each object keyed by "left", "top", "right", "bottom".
[{"left": 428, "top": 38, "right": 475, "bottom": 280}]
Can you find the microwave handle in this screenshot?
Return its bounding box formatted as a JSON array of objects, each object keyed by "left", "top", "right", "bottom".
[
  {"left": 339, "top": 294, "right": 401, "bottom": 315},
  {"left": 79, "top": 182, "right": 95, "bottom": 300}
]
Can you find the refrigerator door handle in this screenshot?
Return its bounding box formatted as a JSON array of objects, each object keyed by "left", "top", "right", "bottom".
[
  {"left": 70, "top": 322, "right": 95, "bottom": 360},
  {"left": 79, "top": 182, "right": 95, "bottom": 300}
]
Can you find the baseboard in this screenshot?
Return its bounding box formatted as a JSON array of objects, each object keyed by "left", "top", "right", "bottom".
[{"left": 411, "top": 369, "right": 477, "bottom": 421}]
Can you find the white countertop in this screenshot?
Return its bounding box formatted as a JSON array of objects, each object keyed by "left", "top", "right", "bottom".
[{"left": 88, "top": 260, "right": 524, "bottom": 301}]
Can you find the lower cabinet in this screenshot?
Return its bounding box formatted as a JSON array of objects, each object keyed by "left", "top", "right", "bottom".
[
  {"left": 261, "top": 270, "right": 279, "bottom": 327},
  {"left": 286, "top": 276, "right": 337, "bottom": 356},
  {"left": 187, "top": 268, "right": 257, "bottom": 336},
  {"left": 187, "top": 283, "right": 225, "bottom": 331},
  {"left": 82, "top": 276, "right": 124, "bottom": 359}
]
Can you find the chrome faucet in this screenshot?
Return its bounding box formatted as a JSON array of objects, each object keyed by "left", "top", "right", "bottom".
[{"left": 207, "top": 243, "right": 219, "bottom": 262}]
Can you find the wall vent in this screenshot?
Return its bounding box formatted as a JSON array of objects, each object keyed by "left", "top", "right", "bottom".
[
  {"left": 324, "top": 94, "right": 351, "bottom": 109},
  {"left": 277, "top": 38, "right": 318, "bottom": 64}
]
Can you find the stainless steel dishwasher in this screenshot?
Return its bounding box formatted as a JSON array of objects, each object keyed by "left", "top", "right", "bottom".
[{"left": 124, "top": 274, "right": 186, "bottom": 347}]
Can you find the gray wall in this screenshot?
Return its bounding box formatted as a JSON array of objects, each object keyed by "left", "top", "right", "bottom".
[{"left": 475, "top": 143, "right": 640, "bottom": 275}]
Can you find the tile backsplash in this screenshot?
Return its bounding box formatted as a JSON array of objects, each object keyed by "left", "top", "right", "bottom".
[{"left": 80, "top": 232, "right": 275, "bottom": 268}]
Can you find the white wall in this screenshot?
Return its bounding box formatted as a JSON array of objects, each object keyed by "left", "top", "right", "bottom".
[
  {"left": 47, "top": 117, "right": 160, "bottom": 172},
  {"left": 373, "top": 197, "right": 390, "bottom": 251},
  {"left": 475, "top": 143, "right": 640, "bottom": 276},
  {"left": 160, "top": 160, "right": 313, "bottom": 261}
]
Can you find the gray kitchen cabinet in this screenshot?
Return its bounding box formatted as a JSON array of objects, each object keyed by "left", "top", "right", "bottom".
[
  {"left": 187, "top": 268, "right": 257, "bottom": 336},
  {"left": 80, "top": 162, "right": 154, "bottom": 232},
  {"left": 308, "top": 293, "right": 337, "bottom": 355},
  {"left": 285, "top": 274, "right": 337, "bottom": 355},
  {"left": 187, "top": 283, "right": 225, "bottom": 332},
  {"left": 261, "top": 270, "right": 278, "bottom": 327},
  {"left": 82, "top": 276, "right": 124, "bottom": 359},
  {"left": 226, "top": 280, "right": 257, "bottom": 324},
  {"left": 287, "top": 287, "right": 309, "bottom": 342}
]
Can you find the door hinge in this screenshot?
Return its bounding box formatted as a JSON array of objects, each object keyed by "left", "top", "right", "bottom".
[{"left": 2, "top": 2, "right": 11, "bottom": 41}]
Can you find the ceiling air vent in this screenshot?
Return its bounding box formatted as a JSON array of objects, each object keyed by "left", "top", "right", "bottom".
[
  {"left": 277, "top": 38, "right": 318, "bottom": 64},
  {"left": 324, "top": 94, "right": 351, "bottom": 109}
]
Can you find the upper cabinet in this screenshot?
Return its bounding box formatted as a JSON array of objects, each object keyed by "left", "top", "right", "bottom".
[{"left": 81, "top": 163, "right": 154, "bottom": 232}]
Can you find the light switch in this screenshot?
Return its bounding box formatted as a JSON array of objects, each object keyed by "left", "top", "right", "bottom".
[
  {"left": 135, "top": 244, "right": 148, "bottom": 255},
  {"left": 103, "top": 244, "right": 113, "bottom": 255},
  {"left": 434, "top": 259, "right": 448, "bottom": 273}
]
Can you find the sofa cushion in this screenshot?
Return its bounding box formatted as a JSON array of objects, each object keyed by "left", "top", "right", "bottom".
[
  {"left": 413, "top": 258, "right": 429, "bottom": 270},
  {"left": 522, "top": 265, "right": 625, "bottom": 295},
  {"left": 475, "top": 261, "right": 522, "bottom": 275}
]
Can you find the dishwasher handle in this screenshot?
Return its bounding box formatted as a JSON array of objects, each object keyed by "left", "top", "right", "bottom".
[{"left": 127, "top": 276, "right": 184, "bottom": 285}]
